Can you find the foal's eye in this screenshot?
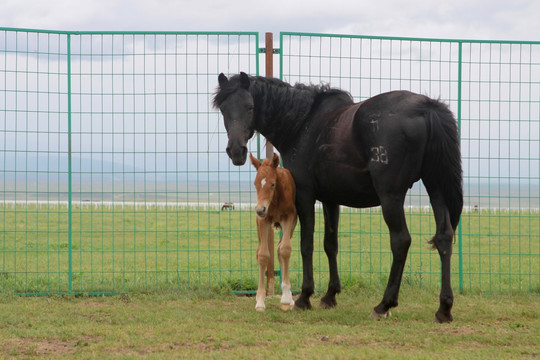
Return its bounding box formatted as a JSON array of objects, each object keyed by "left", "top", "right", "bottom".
[{"left": 247, "top": 105, "right": 254, "bottom": 111}]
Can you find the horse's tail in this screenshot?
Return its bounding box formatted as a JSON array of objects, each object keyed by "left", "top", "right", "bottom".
[{"left": 419, "top": 97, "right": 463, "bottom": 231}]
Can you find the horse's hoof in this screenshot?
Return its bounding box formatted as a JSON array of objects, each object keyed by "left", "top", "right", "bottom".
[
  {"left": 435, "top": 311, "right": 453, "bottom": 323},
  {"left": 319, "top": 298, "right": 337, "bottom": 309},
  {"left": 294, "top": 302, "right": 312, "bottom": 311},
  {"left": 370, "top": 310, "right": 391, "bottom": 320},
  {"left": 255, "top": 306, "right": 265, "bottom": 312},
  {"left": 293, "top": 295, "right": 311, "bottom": 310}
]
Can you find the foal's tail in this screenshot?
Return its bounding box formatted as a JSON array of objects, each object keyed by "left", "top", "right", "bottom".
[{"left": 419, "top": 98, "right": 463, "bottom": 231}]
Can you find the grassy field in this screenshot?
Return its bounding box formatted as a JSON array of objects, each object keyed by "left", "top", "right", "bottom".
[
  {"left": 1, "top": 204, "right": 539, "bottom": 358},
  {"left": 1, "top": 204, "right": 539, "bottom": 295},
  {"left": 0, "top": 287, "right": 538, "bottom": 359}
]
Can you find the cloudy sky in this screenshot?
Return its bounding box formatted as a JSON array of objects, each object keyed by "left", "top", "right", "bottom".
[{"left": 1, "top": 0, "right": 539, "bottom": 42}]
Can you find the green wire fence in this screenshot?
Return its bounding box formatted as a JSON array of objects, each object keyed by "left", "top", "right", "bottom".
[
  {"left": 280, "top": 33, "right": 539, "bottom": 294},
  {"left": 1, "top": 28, "right": 539, "bottom": 296},
  {"left": 1, "top": 29, "right": 261, "bottom": 295}
]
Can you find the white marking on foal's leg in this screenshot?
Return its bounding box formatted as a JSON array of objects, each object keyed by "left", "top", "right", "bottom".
[{"left": 280, "top": 282, "right": 295, "bottom": 311}]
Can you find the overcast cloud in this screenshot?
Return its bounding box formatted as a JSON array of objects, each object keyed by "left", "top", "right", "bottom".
[{"left": 1, "top": 0, "right": 539, "bottom": 41}]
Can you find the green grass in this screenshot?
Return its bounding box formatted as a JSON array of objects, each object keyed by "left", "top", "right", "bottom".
[
  {"left": 1, "top": 204, "right": 539, "bottom": 295},
  {"left": 0, "top": 287, "right": 538, "bottom": 359},
  {"left": 1, "top": 203, "right": 539, "bottom": 358}
]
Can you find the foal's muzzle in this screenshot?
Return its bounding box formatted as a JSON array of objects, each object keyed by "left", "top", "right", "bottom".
[{"left": 255, "top": 205, "right": 267, "bottom": 218}]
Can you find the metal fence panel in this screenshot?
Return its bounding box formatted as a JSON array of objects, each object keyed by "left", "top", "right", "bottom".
[
  {"left": 280, "top": 32, "right": 539, "bottom": 294},
  {"left": 1, "top": 29, "right": 260, "bottom": 295}
]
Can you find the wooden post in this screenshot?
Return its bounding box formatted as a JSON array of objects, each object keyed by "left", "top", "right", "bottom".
[
  {"left": 264, "top": 32, "right": 275, "bottom": 296},
  {"left": 265, "top": 32, "right": 275, "bottom": 160}
]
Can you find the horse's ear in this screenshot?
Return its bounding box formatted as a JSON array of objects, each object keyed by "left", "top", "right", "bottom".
[
  {"left": 250, "top": 153, "right": 261, "bottom": 170},
  {"left": 271, "top": 153, "right": 280, "bottom": 168},
  {"left": 239, "top": 72, "right": 250, "bottom": 90},
  {"left": 218, "top": 73, "right": 228, "bottom": 88}
]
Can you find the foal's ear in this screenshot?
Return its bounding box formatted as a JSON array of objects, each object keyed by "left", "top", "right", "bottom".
[
  {"left": 239, "top": 72, "right": 250, "bottom": 90},
  {"left": 218, "top": 73, "right": 228, "bottom": 88},
  {"left": 271, "top": 153, "right": 280, "bottom": 168},
  {"left": 249, "top": 153, "right": 261, "bottom": 170}
]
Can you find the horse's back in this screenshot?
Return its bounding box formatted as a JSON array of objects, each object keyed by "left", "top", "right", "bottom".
[{"left": 304, "top": 91, "right": 435, "bottom": 206}]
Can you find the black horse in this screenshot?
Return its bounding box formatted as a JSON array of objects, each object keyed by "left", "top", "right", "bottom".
[{"left": 213, "top": 72, "right": 463, "bottom": 323}]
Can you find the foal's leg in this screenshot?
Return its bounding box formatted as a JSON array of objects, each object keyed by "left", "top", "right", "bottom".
[
  {"left": 266, "top": 225, "right": 275, "bottom": 296},
  {"left": 294, "top": 193, "right": 316, "bottom": 310},
  {"left": 256, "top": 219, "right": 272, "bottom": 311},
  {"left": 278, "top": 213, "right": 297, "bottom": 311},
  {"left": 320, "top": 203, "right": 341, "bottom": 309},
  {"left": 372, "top": 194, "right": 411, "bottom": 319},
  {"left": 429, "top": 192, "right": 455, "bottom": 323}
]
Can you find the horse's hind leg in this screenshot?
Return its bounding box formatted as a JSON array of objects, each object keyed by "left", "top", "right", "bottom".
[
  {"left": 320, "top": 203, "right": 341, "bottom": 309},
  {"left": 372, "top": 194, "right": 411, "bottom": 319},
  {"left": 294, "top": 193, "right": 316, "bottom": 310},
  {"left": 428, "top": 192, "right": 455, "bottom": 323}
]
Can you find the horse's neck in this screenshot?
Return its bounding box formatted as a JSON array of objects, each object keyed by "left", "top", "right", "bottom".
[{"left": 252, "top": 84, "right": 312, "bottom": 150}]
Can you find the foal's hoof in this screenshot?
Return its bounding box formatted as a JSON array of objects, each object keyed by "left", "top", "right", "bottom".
[
  {"left": 280, "top": 301, "right": 294, "bottom": 312},
  {"left": 370, "top": 310, "right": 391, "bottom": 320},
  {"left": 255, "top": 306, "right": 265, "bottom": 312}
]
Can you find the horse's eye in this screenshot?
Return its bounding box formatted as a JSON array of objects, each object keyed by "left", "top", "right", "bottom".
[{"left": 247, "top": 105, "right": 254, "bottom": 111}]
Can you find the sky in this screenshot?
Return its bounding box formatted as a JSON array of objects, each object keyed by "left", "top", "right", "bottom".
[
  {"left": 1, "top": 0, "right": 539, "bottom": 194},
  {"left": 1, "top": 0, "right": 540, "bottom": 42}
]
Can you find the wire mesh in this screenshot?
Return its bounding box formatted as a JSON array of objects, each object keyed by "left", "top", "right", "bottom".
[
  {"left": 1, "top": 29, "right": 260, "bottom": 295},
  {"left": 1, "top": 29, "right": 538, "bottom": 296},
  {"left": 280, "top": 33, "right": 540, "bottom": 294}
]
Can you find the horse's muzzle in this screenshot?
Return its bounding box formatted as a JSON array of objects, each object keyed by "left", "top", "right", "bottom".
[{"left": 226, "top": 145, "right": 248, "bottom": 166}]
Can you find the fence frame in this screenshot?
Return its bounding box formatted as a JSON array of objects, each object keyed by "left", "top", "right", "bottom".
[
  {"left": 1, "top": 28, "right": 539, "bottom": 296},
  {"left": 278, "top": 32, "right": 540, "bottom": 295}
]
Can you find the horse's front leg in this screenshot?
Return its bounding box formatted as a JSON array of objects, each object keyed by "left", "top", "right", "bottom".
[
  {"left": 278, "top": 212, "right": 297, "bottom": 311},
  {"left": 294, "top": 193, "right": 316, "bottom": 310},
  {"left": 320, "top": 203, "right": 341, "bottom": 309},
  {"left": 256, "top": 219, "right": 272, "bottom": 311}
]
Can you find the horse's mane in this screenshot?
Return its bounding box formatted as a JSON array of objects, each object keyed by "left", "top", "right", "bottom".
[
  {"left": 250, "top": 76, "right": 353, "bottom": 116},
  {"left": 213, "top": 74, "right": 354, "bottom": 148},
  {"left": 249, "top": 77, "right": 354, "bottom": 147}
]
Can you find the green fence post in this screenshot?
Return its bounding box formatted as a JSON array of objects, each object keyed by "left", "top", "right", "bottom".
[
  {"left": 457, "top": 41, "right": 464, "bottom": 294},
  {"left": 67, "top": 33, "right": 73, "bottom": 295}
]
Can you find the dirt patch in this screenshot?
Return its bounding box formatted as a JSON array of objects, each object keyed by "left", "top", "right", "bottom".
[{"left": 2, "top": 336, "right": 94, "bottom": 357}]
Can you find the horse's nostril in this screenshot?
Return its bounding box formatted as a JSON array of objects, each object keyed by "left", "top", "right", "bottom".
[{"left": 226, "top": 147, "right": 232, "bottom": 158}]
